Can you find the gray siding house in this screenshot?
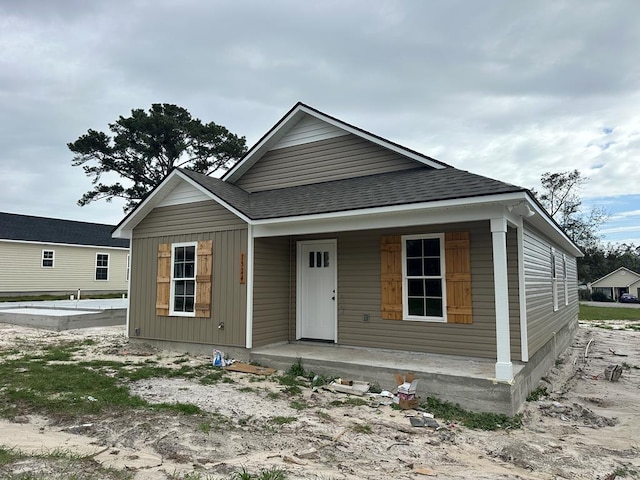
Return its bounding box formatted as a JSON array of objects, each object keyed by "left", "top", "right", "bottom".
[
  {"left": 0, "top": 212, "right": 130, "bottom": 296},
  {"left": 113, "top": 103, "right": 582, "bottom": 414}
]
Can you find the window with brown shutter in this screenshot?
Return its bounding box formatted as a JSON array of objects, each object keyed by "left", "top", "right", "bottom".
[
  {"left": 380, "top": 232, "right": 473, "bottom": 324},
  {"left": 156, "top": 240, "right": 213, "bottom": 318}
]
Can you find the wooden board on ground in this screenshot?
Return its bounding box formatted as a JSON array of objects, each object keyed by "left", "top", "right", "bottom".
[{"left": 224, "top": 363, "right": 277, "bottom": 375}]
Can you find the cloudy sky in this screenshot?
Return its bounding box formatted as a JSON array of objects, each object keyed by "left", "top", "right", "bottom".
[{"left": 1, "top": 1, "right": 639, "bottom": 245}]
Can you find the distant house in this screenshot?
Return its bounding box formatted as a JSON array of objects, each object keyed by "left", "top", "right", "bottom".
[
  {"left": 113, "top": 103, "right": 582, "bottom": 414},
  {"left": 589, "top": 267, "right": 640, "bottom": 300},
  {"left": 0, "top": 212, "right": 130, "bottom": 297}
]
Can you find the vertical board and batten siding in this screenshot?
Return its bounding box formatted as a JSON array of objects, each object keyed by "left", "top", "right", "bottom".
[
  {"left": 523, "top": 223, "right": 578, "bottom": 356},
  {"left": 250, "top": 222, "right": 522, "bottom": 360},
  {"left": 271, "top": 114, "right": 349, "bottom": 150},
  {"left": 0, "top": 242, "right": 128, "bottom": 293},
  {"left": 129, "top": 200, "right": 247, "bottom": 346},
  {"left": 251, "top": 237, "right": 294, "bottom": 347},
  {"left": 234, "top": 134, "right": 422, "bottom": 192}
]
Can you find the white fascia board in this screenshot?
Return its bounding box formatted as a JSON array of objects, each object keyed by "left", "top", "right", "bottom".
[
  {"left": 524, "top": 199, "right": 583, "bottom": 257},
  {"left": 293, "top": 105, "right": 446, "bottom": 170},
  {"left": 224, "top": 109, "right": 305, "bottom": 181},
  {"left": 112, "top": 170, "right": 251, "bottom": 238},
  {"left": 224, "top": 104, "right": 445, "bottom": 183},
  {"left": 252, "top": 195, "right": 523, "bottom": 238},
  {"left": 0, "top": 239, "right": 129, "bottom": 251}
]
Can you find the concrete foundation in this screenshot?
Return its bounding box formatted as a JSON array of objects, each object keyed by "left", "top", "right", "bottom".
[{"left": 0, "top": 307, "right": 126, "bottom": 331}]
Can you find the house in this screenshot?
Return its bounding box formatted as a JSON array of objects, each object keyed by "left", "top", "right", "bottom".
[
  {"left": 0, "top": 212, "right": 130, "bottom": 297},
  {"left": 113, "top": 103, "right": 582, "bottom": 414},
  {"left": 589, "top": 267, "right": 640, "bottom": 300}
]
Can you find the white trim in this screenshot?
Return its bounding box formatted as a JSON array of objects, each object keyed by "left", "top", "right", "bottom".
[
  {"left": 41, "top": 249, "right": 55, "bottom": 268},
  {"left": 296, "top": 239, "right": 338, "bottom": 342},
  {"left": 563, "top": 253, "right": 569, "bottom": 306},
  {"left": 125, "top": 249, "right": 132, "bottom": 338},
  {"left": 516, "top": 220, "right": 529, "bottom": 362},
  {"left": 245, "top": 225, "right": 254, "bottom": 349},
  {"left": 551, "top": 247, "right": 558, "bottom": 312},
  {"left": 0, "top": 239, "right": 128, "bottom": 251},
  {"left": 112, "top": 169, "right": 251, "bottom": 239},
  {"left": 169, "top": 241, "right": 197, "bottom": 317},
  {"left": 491, "top": 217, "right": 513, "bottom": 382},
  {"left": 401, "top": 233, "right": 447, "bottom": 323},
  {"left": 224, "top": 104, "right": 446, "bottom": 182},
  {"left": 95, "top": 252, "right": 110, "bottom": 282}
]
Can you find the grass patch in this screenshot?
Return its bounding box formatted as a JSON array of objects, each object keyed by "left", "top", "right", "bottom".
[
  {"left": 232, "top": 467, "right": 286, "bottom": 480},
  {"left": 351, "top": 423, "right": 372, "bottom": 434},
  {"left": 526, "top": 386, "right": 548, "bottom": 402},
  {"left": 289, "top": 400, "right": 308, "bottom": 410},
  {"left": 421, "top": 396, "right": 522, "bottom": 431},
  {"left": 0, "top": 341, "right": 218, "bottom": 420},
  {"left": 579, "top": 304, "right": 640, "bottom": 321},
  {"left": 269, "top": 416, "right": 296, "bottom": 425}
]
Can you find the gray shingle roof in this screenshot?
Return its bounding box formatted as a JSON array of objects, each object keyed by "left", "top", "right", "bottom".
[
  {"left": 179, "top": 167, "right": 525, "bottom": 220},
  {"left": 0, "top": 212, "right": 129, "bottom": 248}
]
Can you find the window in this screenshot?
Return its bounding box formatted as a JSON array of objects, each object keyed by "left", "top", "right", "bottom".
[
  {"left": 126, "top": 254, "right": 130, "bottom": 282},
  {"left": 551, "top": 247, "right": 558, "bottom": 311},
  {"left": 171, "top": 242, "right": 197, "bottom": 315},
  {"left": 95, "top": 253, "right": 109, "bottom": 281},
  {"left": 402, "top": 234, "right": 446, "bottom": 321},
  {"left": 42, "top": 250, "right": 54, "bottom": 268}
]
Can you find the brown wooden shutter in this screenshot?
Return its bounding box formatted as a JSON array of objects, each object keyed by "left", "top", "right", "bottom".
[
  {"left": 381, "top": 235, "right": 403, "bottom": 320},
  {"left": 195, "top": 239, "right": 213, "bottom": 318},
  {"left": 156, "top": 243, "right": 171, "bottom": 316},
  {"left": 445, "top": 232, "right": 473, "bottom": 324}
]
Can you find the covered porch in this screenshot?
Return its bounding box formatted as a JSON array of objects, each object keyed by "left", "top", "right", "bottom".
[{"left": 250, "top": 341, "right": 529, "bottom": 415}]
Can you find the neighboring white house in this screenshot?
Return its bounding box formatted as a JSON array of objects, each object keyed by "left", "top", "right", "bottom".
[
  {"left": 0, "top": 212, "right": 130, "bottom": 296},
  {"left": 589, "top": 267, "right": 640, "bottom": 301}
]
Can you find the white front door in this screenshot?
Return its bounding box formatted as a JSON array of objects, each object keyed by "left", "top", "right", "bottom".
[{"left": 297, "top": 240, "right": 337, "bottom": 341}]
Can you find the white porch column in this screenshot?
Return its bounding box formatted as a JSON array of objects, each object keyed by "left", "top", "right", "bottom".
[{"left": 491, "top": 217, "right": 514, "bottom": 381}]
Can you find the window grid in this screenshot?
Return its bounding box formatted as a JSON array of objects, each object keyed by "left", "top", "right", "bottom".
[
  {"left": 403, "top": 234, "right": 445, "bottom": 321},
  {"left": 172, "top": 244, "right": 196, "bottom": 314},
  {"left": 42, "top": 250, "right": 54, "bottom": 268},
  {"left": 95, "top": 253, "right": 109, "bottom": 281}
]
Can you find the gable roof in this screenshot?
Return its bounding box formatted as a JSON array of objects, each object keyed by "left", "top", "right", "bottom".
[
  {"left": 590, "top": 266, "right": 640, "bottom": 286},
  {"left": 181, "top": 166, "right": 525, "bottom": 220},
  {"left": 223, "top": 102, "right": 450, "bottom": 183},
  {"left": 0, "top": 212, "right": 129, "bottom": 248}
]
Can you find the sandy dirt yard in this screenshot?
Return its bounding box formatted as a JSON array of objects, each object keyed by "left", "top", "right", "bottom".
[{"left": 0, "top": 321, "right": 639, "bottom": 480}]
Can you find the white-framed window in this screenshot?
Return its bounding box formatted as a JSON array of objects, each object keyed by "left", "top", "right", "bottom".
[
  {"left": 170, "top": 242, "right": 197, "bottom": 316},
  {"left": 551, "top": 247, "right": 558, "bottom": 311},
  {"left": 41, "top": 249, "right": 54, "bottom": 268},
  {"left": 95, "top": 253, "right": 109, "bottom": 281},
  {"left": 563, "top": 254, "right": 569, "bottom": 306},
  {"left": 126, "top": 254, "right": 130, "bottom": 282},
  {"left": 402, "top": 233, "right": 446, "bottom": 322}
]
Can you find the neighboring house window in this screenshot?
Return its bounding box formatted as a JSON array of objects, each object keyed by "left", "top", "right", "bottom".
[
  {"left": 95, "top": 253, "right": 109, "bottom": 281},
  {"left": 171, "top": 242, "right": 197, "bottom": 315},
  {"left": 551, "top": 247, "right": 558, "bottom": 311},
  {"left": 563, "top": 254, "right": 569, "bottom": 306},
  {"left": 156, "top": 240, "right": 213, "bottom": 318},
  {"left": 402, "top": 234, "right": 446, "bottom": 322},
  {"left": 126, "top": 254, "right": 130, "bottom": 282},
  {"left": 41, "top": 250, "right": 54, "bottom": 268}
]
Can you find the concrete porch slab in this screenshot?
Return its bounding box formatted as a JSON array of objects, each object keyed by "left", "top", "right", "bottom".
[{"left": 250, "top": 342, "right": 526, "bottom": 415}]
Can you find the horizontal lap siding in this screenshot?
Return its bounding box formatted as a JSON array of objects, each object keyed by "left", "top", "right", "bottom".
[
  {"left": 130, "top": 202, "right": 248, "bottom": 346},
  {"left": 133, "top": 200, "right": 246, "bottom": 238},
  {"left": 235, "top": 134, "right": 420, "bottom": 192},
  {"left": 301, "top": 221, "right": 521, "bottom": 360},
  {"left": 252, "top": 237, "right": 292, "bottom": 347},
  {"left": 523, "top": 225, "right": 578, "bottom": 356},
  {"left": 0, "top": 242, "right": 128, "bottom": 293}
]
